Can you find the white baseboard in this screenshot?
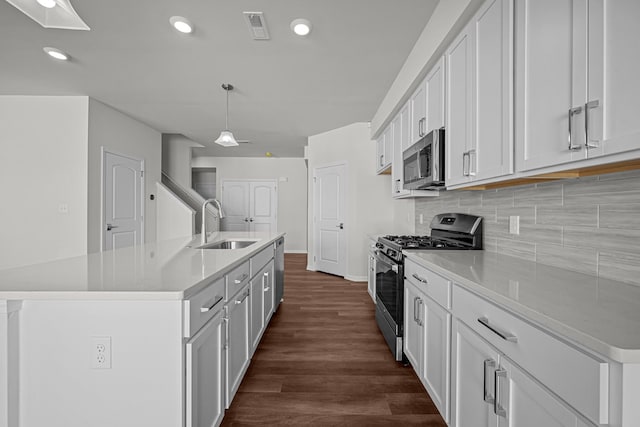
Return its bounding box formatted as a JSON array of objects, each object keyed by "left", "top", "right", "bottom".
[
  {"left": 345, "top": 275, "right": 367, "bottom": 282},
  {"left": 284, "top": 250, "right": 307, "bottom": 254}
]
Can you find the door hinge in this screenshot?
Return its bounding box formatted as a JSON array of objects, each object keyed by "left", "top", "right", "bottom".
[
  {"left": 313, "top": 176, "right": 316, "bottom": 183},
  {"left": 140, "top": 171, "right": 144, "bottom": 178}
]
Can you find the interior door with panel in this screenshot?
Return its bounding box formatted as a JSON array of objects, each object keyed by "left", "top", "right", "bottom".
[
  {"left": 248, "top": 182, "right": 277, "bottom": 233},
  {"left": 313, "top": 164, "right": 347, "bottom": 277},
  {"left": 103, "top": 151, "right": 144, "bottom": 250},
  {"left": 515, "top": 0, "right": 588, "bottom": 171},
  {"left": 221, "top": 181, "right": 250, "bottom": 231}
]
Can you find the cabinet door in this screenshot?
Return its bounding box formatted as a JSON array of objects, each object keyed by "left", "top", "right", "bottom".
[
  {"left": 225, "top": 288, "right": 250, "bottom": 408},
  {"left": 473, "top": 0, "right": 514, "bottom": 181},
  {"left": 515, "top": 0, "right": 588, "bottom": 171},
  {"left": 586, "top": 0, "right": 640, "bottom": 158},
  {"left": 422, "top": 297, "right": 451, "bottom": 423},
  {"left": 403, "top": 280, "right": 423, "bottom": 374},
  {"left": 186, "top": 311, "right": 224, "bottom": 427},
  {"left": 262, "top": 261, "right": 275, "bottom": 325},
  {"left": 391, "top": 114, "right": 405, "bottom": 196},
  {"left": 446, "top": 25, "right": 474, "bottom": 186},
  {"left": 376, "top": 135, "right": 385, "bottom": 171},
  {"left": 451, "top": 319, "right": 499, "bottom": 427},
  {"left": 425, "top": 56, "right": 445, "bottom": 134},
  {"left": 249, "top": 276, "right": 265, "bottom": 356},
  {"left": 498, "top": 358, "right": 591, "bottom": 427},
  {"left": 410, "top": 81, "right": 427, "bottom": 144}
]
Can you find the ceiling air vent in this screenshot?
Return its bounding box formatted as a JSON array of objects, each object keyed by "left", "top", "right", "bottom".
[{"left": 243, "top": 11, "right": 270, "bottom": 40}]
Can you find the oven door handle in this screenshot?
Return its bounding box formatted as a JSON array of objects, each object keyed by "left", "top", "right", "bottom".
[{"left": 373, "top": 250, "right": 399, "bottom": 272}]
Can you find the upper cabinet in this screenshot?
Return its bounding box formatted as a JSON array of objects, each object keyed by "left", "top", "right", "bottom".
[
  {"left": 376, "top": 125, "right": 392, "bottom": 174},
  {"left": 515, "top": 0, "right": 640, "bottom": 172},
  {"left": 410, "top": 81, "right": 427, "bottom": 145},
  {"left": 446, "top": 0, "right": 514, "bottom": 188}
]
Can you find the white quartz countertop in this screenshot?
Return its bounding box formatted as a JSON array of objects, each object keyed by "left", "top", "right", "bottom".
[
  {"left": 404, "top": 250, "right": 640, "bottom": 364},
  {"left": 0, "top": 232, "right": 284, "bottom": 300}
]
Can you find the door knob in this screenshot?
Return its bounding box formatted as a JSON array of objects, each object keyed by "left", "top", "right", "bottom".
[
  {"left": 336, "top": 223, "right": 344, "bottom": 229},
  {"left": 244, "top": 217, "right": 249, "bottom": 222},
  {"left": 249, "top": 218, "right": 254, "bottom": 222},
  {"left": 106, "top": 224, "right": 118, "bottom": 231}
]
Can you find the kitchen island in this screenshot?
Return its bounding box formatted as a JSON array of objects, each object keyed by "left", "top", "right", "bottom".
[{"left": 0, "top": 231, "right": 284, "bottom": 427}]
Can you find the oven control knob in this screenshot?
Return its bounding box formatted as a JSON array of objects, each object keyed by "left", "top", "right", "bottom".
[
  {"left": 388, "top": 249, "right": 396, "bottom": 258},
  {"left": 375, "top": 242, "right": 383, "bottom": 249}
]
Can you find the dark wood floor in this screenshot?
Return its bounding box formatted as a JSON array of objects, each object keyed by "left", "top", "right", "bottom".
[{"left": 221, "top": 254, "right": 446, "bottom": 426}]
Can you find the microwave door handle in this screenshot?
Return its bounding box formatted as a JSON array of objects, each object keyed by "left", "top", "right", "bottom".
[{"left": 416, "top": 149, "right": 424, "bottom": 179}]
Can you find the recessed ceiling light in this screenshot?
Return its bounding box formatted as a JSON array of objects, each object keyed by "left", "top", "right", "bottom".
[
  {"left": 43, "top": 47, "right": 69, "bottom": 61},
  {"left": 169, "top": 16, "right": 193, "bottom": 34},
  {"left": 36, "top": 0, "right": 56, "bottom": 8},
  {"left": 290, "top": 18, "right": 312, "bottom": 36}
]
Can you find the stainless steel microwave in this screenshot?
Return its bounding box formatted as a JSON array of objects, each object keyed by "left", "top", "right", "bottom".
[{"left": 403, "top": 128, "right": 445, "bottom": 190}]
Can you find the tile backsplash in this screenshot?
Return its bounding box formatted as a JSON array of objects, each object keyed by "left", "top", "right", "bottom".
[{"left": 415, "top": 170, "right": 640, "bottom": 286}]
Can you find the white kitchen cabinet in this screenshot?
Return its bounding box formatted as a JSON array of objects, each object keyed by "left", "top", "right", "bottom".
[
  {"left": 376, "top": 125, "right": 392, "bottom": 174},
  {"left": 185, "top": 309, "right": 225, "bottom": 427},
  {"left": 249, "top": 272, "right": 265, "bottom": 356},
  {"left": 404, "top": 260, "right": 451, "bottom": 422},
  {"left": 447, "top": 0, "right": 514, "bottom": 187},
  {"left": 262, "top": 260, "right": 275, "bottom": 325},
  {"left": 410, "top": 80, "right": 427, "bottom": 145},
  {"left": 425, "top": 56, "right": 445, "bottom": 134},
  {"left": 451, "top": 319, "right": 591, "bottom": 427},
  {"left": 367, "top": 250, "right": 376, "bottom": 303},
  {"left": 225, "top": 285, "right": 250, "bottom": 408}
]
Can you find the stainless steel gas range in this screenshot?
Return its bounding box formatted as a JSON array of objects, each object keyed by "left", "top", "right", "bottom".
[{"left": 373, "top": 213, "right": 483, "bottom": 361}]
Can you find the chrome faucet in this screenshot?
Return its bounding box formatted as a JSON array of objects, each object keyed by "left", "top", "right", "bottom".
[{"left": 201, "top": 198, "right": 225, "bottom": 245}]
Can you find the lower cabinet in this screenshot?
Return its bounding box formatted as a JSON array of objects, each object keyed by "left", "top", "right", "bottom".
[
  {"left": 404, "top": 279, "right": 451, "bottom": 423},
  {"left": 185, "top": 309, "right": 225, "bottom": 427},
  {"left": 367, "top": 251, "right": 376, "bottom": 303},
  {"left": 451, "top": 319, "right": 591, "bottom": 427},
  {"left": 250, "top": 260, "right": 275, "bottom": 356},
  {"left": 225, "top": 285, "right": 250, "bottom": 408}
]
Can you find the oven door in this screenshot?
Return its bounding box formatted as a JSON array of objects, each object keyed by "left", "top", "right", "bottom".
[{"left": 373, "top": 250, "right": 403, "bottom": 327}]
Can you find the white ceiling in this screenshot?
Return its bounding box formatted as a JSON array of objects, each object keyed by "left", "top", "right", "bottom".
[{"left": 0, "top": 0, "right": 438, "bottom": 158}]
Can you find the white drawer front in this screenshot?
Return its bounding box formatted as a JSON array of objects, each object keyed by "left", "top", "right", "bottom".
[
  {"left": 250, "top": 245, "right": 274, "bottom": 277},
  {"left": 226, "top": 261, "right": 250, "bottom": 300},
  {"left": 405, "top": 258, "right": 451, "bottom": 309},
  {"left": 453, "top": 285, "right": 609, "bottom": 425},
  {"left": 183, "top": 277, "right": 225, "bottom": 338}
]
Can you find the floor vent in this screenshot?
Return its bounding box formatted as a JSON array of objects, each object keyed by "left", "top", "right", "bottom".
[{"left": 243, "top": 12, "right": 270, "bottom": 40}]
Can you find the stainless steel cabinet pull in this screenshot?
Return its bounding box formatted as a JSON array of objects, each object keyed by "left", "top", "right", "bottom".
[
  {"left": 468, "top": 149, "right": 477, "bottom": 176},
  {"left": 494, "top": 368, "right": 507, "bottom": 417},
  {"left": 417, "top": 298, "right": 423, "bottom": 326},
  {"left": 200, "top": 295, "right": 224, "bottom": 313},
  {"left": 585, "top": 100, "right": 600, "bottom": 149},
  {"left": 234, "top": 273, "right": 249, "bottom": 284},
  {"left": 483, "top": 359, "right": 496, "bottom": 404},
  {"left": 380, "top": 155, "right": 384, "bottom": 167},
  {"left": 568, "top": 106, "right": 583, "bottom": 150},
  {"left": 263, "top": 286, "right": 270, "bottom": 292},
  {"left": 412, "top": 273, "right": 428, "bottom": 284},
  {"left": 478, "top": 317, "right": 517, "bottom": 342},
  {"left": 235, "top": 291, "right": 249, "bottom": 304},
  {"left": 413, "top": 296, "right": 419, "bottom": 323},
  {"left": 264, "top": 272, "right": 269, "bottom": 277},
  {"left": 462, "top": 152, "right": 470, "bottom": 176}
]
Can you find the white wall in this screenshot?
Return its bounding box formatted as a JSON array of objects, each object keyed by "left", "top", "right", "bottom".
[
  {"left": 162, "top": 134, "right": 201, "bottom": 188},
  {"left": 0, "top": 96, "right": 89, "bottom": 270},
  {"left": 191, "top": 156, "right": 308, "bottom": 253},
  {"left": 87, "top": 99, "right": 162, "bottom": 253},
  {"left": 307, "top": 122, "right": 396, "bottom": 281},
  {"left": 156, "top": 182, "right": 195, "bottom": 241}
]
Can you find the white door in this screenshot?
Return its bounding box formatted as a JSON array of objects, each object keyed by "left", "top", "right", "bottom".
[
  {"left": 221, "top": 180, "right": 277, "bottom": 232},
  {"left": 249, "top": 182, "right": 277, "bottom": 232},
  {"left": 103, "top": 151, "right": 143, "bottom": 251},
  {"left": 221, "top": 181, "right": 250, "bottom": 232},
  {"left": 313, "top": 164, "right": 347, "bottom": 277}
]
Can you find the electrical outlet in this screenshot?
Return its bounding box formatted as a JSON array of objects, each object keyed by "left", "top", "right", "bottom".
[
  {"left": 91, "top": 336, "right": 111, "bottom": 369},
  {"left": 509, "top": 216, "right": 520, "bottom": 235},
  {"left": 419, "top": 214, "right": 424, "bottom": 224}
]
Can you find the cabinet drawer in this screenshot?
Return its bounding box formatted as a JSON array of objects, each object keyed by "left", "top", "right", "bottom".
[
  {"left": 250, "top": 245, "right": 274, "bottom": 277},
  {"left": 184, "top": 277, "right": 225, "bottom": 338},
  {"left": 226, "top": 261, "right": 250, "bottom": 300},
  {"left": 405, "top": 258, "right": 451, "bottom": 309},
  {"left": 452, "top": 285, "right": 609, "bottom": 425}
]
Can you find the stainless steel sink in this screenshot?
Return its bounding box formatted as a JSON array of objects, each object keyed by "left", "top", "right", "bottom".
[{"left": 196, "top": 240, "right": 257, "bottom": 250}]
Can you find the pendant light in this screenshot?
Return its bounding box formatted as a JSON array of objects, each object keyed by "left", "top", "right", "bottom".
[{"left": 214, "top": 83, "right": 239, "bottom": 147}]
